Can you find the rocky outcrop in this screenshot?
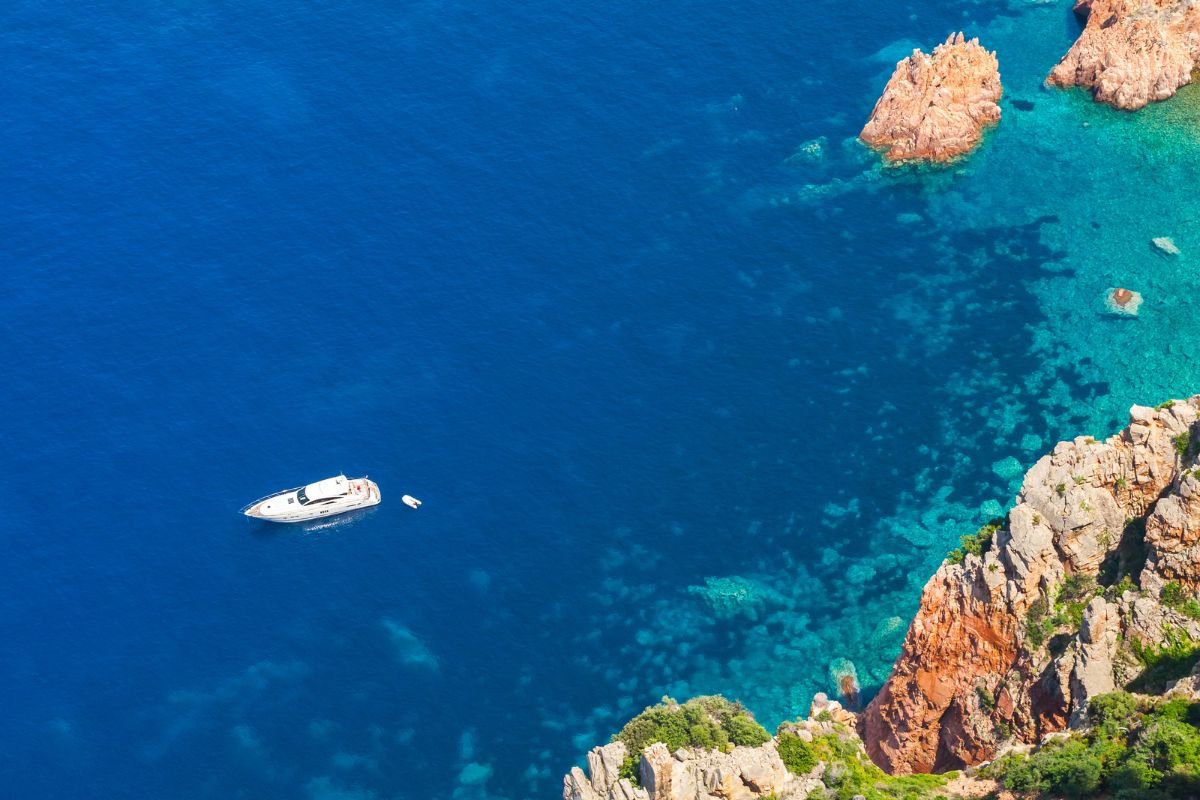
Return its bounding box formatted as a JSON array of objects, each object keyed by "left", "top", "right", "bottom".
[
  {"left": 1142, "top": 472, "right": 1200, "bottom": 594},
  {"left": 565, "top": 742, "right": 634, "bottom": 800},
  {"left": 563, "top": 697, "right": 857, "bottom": 800},
  {"left": 638, "top": 741, "right": 799, "bottom": 800},
  {"left": 1106, "top": 287, "right": 1143, "bottom": 316},
  {"left": 860, "top": 33, "right": 1002, "bottom": 163},
  {"left": 1065, "top": 597, "right": 1120, "bottom": 727},
  {"left": 861, "top": 398, "right": 1200, "bottom": 774},
  {"left": 1048, "top": 0, "right": 1200, "bottom": 110},
  {"left": 564, "top": 736, "right": 822, "bottom": 800}
]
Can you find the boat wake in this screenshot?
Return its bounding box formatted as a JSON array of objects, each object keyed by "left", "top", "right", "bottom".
[{"left": 295, "top": 506, "right": 380, "bottom": 533}]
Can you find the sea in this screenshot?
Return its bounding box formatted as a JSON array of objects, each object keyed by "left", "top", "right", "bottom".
[{"left": 5, "top": 0, "right": 1200, "bottom": 797}]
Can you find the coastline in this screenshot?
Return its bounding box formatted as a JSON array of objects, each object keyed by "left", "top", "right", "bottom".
[{"left": 563, "top": 0, "right": 1200, "bottom": 793}]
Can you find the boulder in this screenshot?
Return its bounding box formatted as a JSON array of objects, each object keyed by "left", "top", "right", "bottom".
[
  {"left": 565, "top": 742, "right": 649, "bottom": 800},
  {"left": 1048, "top": 0, "right": 1200, "bottom": 110},
  {"left": 860, "top": 33, "right": 1002, "bottom": 163},
  {"left": 1106, "top": 287, "right": 1143, "bottom": 317}
]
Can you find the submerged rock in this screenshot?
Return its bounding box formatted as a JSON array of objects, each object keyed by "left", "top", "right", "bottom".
[
  {"left": 1153, "top": 235, "right": 1182, "bottom": 255},
  {"left": 830, "top": 659, "right": 861, "bottom": 711},
  {"left": 860, "top": 33, "right": 1003, "bottom": 164},
  {"left": 871, "top": 616, "right": 906, "bottom": 646},
  {"left": 784, "top": 137, "right": 827, "bottom": 166},
  {"left": 1106, "top": 287, "right": 1143, "bottom": 316},
  {"left": 687, "top": 575, "right": 780, "bottom": 620},
  {"left": 1048, "top": 0, "right": 1200, "bottom": 110}
]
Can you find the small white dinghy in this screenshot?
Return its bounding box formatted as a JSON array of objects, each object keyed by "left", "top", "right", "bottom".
[
  {"left": 402, "top": 495, "right": 422, "bottom": 509},
  {"left": 242, "top": 475, "right": 380, "bottom": 523}
]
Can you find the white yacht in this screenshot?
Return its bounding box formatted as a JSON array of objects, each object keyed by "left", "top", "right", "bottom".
[{"left": 242, "top": 475, "right": 380, "bottom": 523}]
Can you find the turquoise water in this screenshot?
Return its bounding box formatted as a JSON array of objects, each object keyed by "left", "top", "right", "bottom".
[{"left": 5, "top": 1, "right": 1200, "bottom": 798}]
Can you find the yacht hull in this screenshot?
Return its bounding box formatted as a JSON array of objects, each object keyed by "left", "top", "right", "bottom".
[{"left": 242, "top": 476, "right": 381, "bottom": 523}]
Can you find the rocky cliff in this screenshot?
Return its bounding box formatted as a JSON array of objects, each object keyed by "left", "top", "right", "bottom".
[
  {"left": 1048, "top": 0, "right": 1200, "bottom": 110},
  {"left": 859, "top": 33, "right": 1002, "bottom": 163},
  {"left": 566, "top": 398, "right": 1200, "bottom": 797},
  {"left": 861, "top": 398, "right": 1200, "bottom": 773}
]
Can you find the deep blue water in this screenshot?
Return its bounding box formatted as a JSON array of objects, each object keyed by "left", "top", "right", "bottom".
[{"left": 3, "top": 1, "right": 1181, "bottom": 798}]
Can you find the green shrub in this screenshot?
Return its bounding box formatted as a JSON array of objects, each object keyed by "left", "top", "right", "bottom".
[
  {"left": 1154, "top": 697, "right": 1196, "bottom": 724},
  {"left": 997, "top": 737, "right": 1103, "bottom": 798},
  {"left": 1160, "top": 582, "right": 1200, "bottom": 621},
  {"left": 776, "top": 732, "right": 817, "bottom": 775},
  {"left": 1060, "top": 574, "right": 1098, "bottom": 604},
  {"left": 1047, "top": 574, "right": 1101, "bottom": 631},
  {"left": 1025, "top": 595, "right": 1055, "bottom": 650},
  {"left": 1175, "top": 431, "right": 1192, "bottom": 458},
  {"left": 727, "top": 713, "right": 771, "bottom": 747},
  {"left": 1090, "top": 691, "right": 1138, "bottom": 734},
  {"left": 990, "top": 691, "right": 1200, "bottom": 799},
  {"left": 1106, "top": 574, "right": 1137, "bottom": 601},
  {"left": 1107, "top": 757, "right": 1158, "bottom": 799},
  {"left": 1162, "top": 581, "right": 1189, "bottom": 605},
  {"left": 1136, "top": 717, "right": 1200, "bottom": 772},
  {"left": 994, "top": 752, "right": 1040, "bottom": 792},
  {"left": 808, "top": 731, "right": 950, "bottom": 800},
  {"left": 1131, "top": 629, "right": 1194, "bottom": 668},
  {"left": 1130, "top": 628, "right": 1200, "bottom": 692},
  {"left": 946, "top": 518, "right": 1002, "bottom": 566}
]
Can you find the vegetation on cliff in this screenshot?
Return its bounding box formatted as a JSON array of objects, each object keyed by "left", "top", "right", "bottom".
[
  {"left": 1161, "top": 581, "right": 1200, "bottom": 622},
  {"left": 803, "top": 724, "right": 953, "bottom": 800},
  {"left": 1129, "top": 628, "right": 1200, "bottom": 693},
  {"left": 1023, "top": 573, "right": 1101, "bottom": 650},
  {"left": 612, "top": 696, "right": 770, "bottom": 783},
  {"left": 945, "top": 518, "right": 1001, "bottom": 566},
  {"left": 985, "top": 692, "right": 1200, "bottom": 799},
  {"left": 776, "top": 731, "right": 817, "bottom": 775}
]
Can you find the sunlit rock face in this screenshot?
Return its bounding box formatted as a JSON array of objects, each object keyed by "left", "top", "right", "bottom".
[
  {"left": 563, "top": 732, "right": 825, "bottom": 800},
  {"left": 860, "top": 399, "right": 1200, "bottom": 774},
  {"left": 860, "top": 33, "right": 1002, "bottom": 164},
  {"left": 1048, "top": 0, "right": 1200, "bottom": 110}
]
